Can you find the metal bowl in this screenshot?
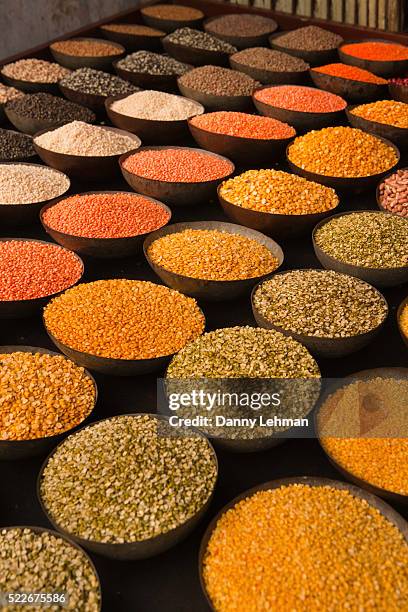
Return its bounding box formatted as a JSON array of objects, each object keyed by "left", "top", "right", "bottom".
[
  {"left": 106, "top": 92, "right": 204, "bottom": 144},
  {"left": 346, "top": 104, "right": 408, "bottom": 151},
  {"left": 178, "top": 78, "right": 254, "bottom": 112},
  {"left": 338, "top": 39, "right": 408, "bottom": 78},
  {"left": 389, "top": 82, "right": 408, "bottom": 103},
  {"left": 40, "top": 190, "right": 171, "bottom": 259},
  {"left": 33, "top": 125, "right": 141, "bottom": 181},
  {"left": 312, "top": 210, "right": 408, "bottom": 287},
  {"left": 120, "top": 145, "right": 234, "bottom": 206},
  {"left": 269, "top": 32, "right": 340, "bottom": 66},
  {"left": 204, "top": 15, "right": 278, "bottom": 50},
  {"left": 253, "top": 85, "right": 346, "bottom": 132},
  {"left": 397, "top": 296, "right": 408, "bottom": 349},
  {"left": 230, "top": 54, "right": 309, "bottom": 85},
  {"left": 0, "top": 345, "right": 97, "bottom": 460},
  {"left": 144, "top": 220, "right": 284, "bottom": 301},
  {"left": 100, "top": 23, "right": 165, "bottom": 51},
  {"left": 50, "top": 37, "right": 125, "bottom": 71},
  {"left": 0, "top": 71, "right": 60, "bottom": 94},
  {"left": 310, "top": 68, "right": 388, "bottom": 102},
  {"left": 140, "top": 7, "right": 204, "bottom": 34},
  {"left": 0, "top": 238, "right": 84, "bottom": 319},
  {"left": 251, "top": 269, "right": 388, "bottom": 358},
  {"left": 0, "top": 161, "right": 69, "bottom": 227},
  {"left": 199, "top": 475, "right": 408, "bottom": 610},
  {"left": 37, "top": 413, "right": 218, "bottom": 560}
]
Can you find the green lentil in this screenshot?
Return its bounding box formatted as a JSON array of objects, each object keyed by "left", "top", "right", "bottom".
[
  {"left": 314, "top": 212, "right": 408, "bottom": 268},
  {"left": 40, "top": 414, "right": 217, "bottom": 543},
  {"left": 253, "top": 270, "right": 388, "bottom": 338}
]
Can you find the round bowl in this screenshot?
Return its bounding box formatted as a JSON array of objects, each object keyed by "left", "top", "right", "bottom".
[
  {"left": 140, "top": 7, "right": 204, "bottom": 34},
  {"left": 230, "top": 54, "right": 309, "bottom": 85},
  {"left": 120, "top": 145, "right": 234, "bottom": 206},
  {"left": 218, "top": 185, "right": 338, "bottom": 239},
  {"left": 199, "top": 475, "right": 408, "bottom": 610},
  {"left": 0, "top": 525, "right": 102, "bottom": 609},
  {"left": 0, "top": 130, "right": 37, "bottom": 164},
  {"left": 0, "top": 345, "right": 97, "bottom": 460},
  {"left": 346, "top": 104, "right": 408, "bottom": 151},
  {"left": 162, "top": 36, "right": 231, "bottom": 67},
  {"left": 286, "top": 136, "right": 400, "bottom": 193},
  {"left": 33, "top": 125, "right": 141, "bottom": 181},
  {"left": 397, "top": 296, "right": 408, "bottom": 349},
  {"left": 178, "top": 78, "right": 254, "bottom": 112},
  {"left": 312, "top": 210, "right": 408, "bottom": 287},
  {"left": 204, "top": 15, "right": 278, "bottom": 50},
  {"left": 310, "top": 68, "right": 388, "bottom": 102},
  {"left": 50, "top": 37, "right": 125, "bottom": 71},
  {"left": 38, "top": 413, "right": 217, "bottom": 560},
  {"left": 100, "top": 23, "right": 165, "bottom": 51},
  {"left": 106, "top": 92, "right": 204, "bottom": 144},
  {"left": 40, "top": 190, "right": 172, "bottom": 259},
  {"left": 144, "top": 220, "right": 284, "bottom": 301},
  {"left": 316, "top": 367, "right": 408, "bottom": 506},
  {"left": 114, "top": 59, "right": 183, "bottom": 91},
  {"left": 59, "top": 82, "right": 109, "bottom": 114},
  {"left": 389, "top": 82, "right": 408, "bottom": 103},
  {"left": 253, "top": 85, "right": 345, "bottom": 132},
  {"left": 188, "top": 118, "right": 294, "bottom": 165},
  {"left": 251, "top": 269, "right": 388, "bottom": 358},
  {"left": 0, "top": 161, "right": 69, "bottom": 227},
  {"left": 0, "top": 71, "right": 60, "bottom": 94},
  {"left": 0, "top": 237, "right": 83, "bottom": 319},
  {"left": 338, "top": 39, "right": 408, "bottom": 78},
  {"left": 269, "top": 32, "right": 339, "bottom": 66},
  {"left": 376, "top": 166, "right": 408, "bottom": 215}
]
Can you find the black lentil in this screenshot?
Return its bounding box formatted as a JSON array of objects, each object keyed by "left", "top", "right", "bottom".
[
  {"left": 178, "top": 65, "right": 258, "bottom": 96},
  {"left": 275, "top": 25, "right": 343, "bottom": 51},
  {"left": 5, "top": 92, "right": 95, "bottom": 124},
  {"left": 0, "top": 128, "right": 35, "bottom": 161},
  {"left": 117, "top": 50, "right": 190, "bottom": 76},
  {"left": 165, "top": 27, "right": 237, "bottom": 53},
  {"left": 60, "top": 67, "right": 139, "bottom": 97}
]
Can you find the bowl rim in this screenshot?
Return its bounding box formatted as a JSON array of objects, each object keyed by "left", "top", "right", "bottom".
[
  {"left": 105, "top": 90, "right": 205, "bottom": 124},
  {"left": 49, "top": 36, "right": 125, "bottom": 58},
  {"left": 0, "top": 160, "right": 70, "bottom": 206},
  {"left": 162, "top": 33, "right": 236, "bottom": 57},
  {"left": 253, "top": 83, "right": 347, "bottom": 116}
]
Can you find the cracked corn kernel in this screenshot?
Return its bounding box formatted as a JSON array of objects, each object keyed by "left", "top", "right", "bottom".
[
  {"left": 314, "top": 211, "right": 408, "bottom": 268},
  {"left": 253, "top": 270, "right": 388, "bottom": 338},
  {"left": 203, "top": 484, "right": 408, "bottom": 611},
  {"left": 0, "top": 527, "right": 100, "bottom": 612},
  {"left": 350, "top": 99, "right": 408, "bottom": 129},
  {"left": 148, "top": 229, "right": 279, "bottom": 280},
  {"left": 219, "top": 168, "right": 338, "bottom": 214},
  {"left": 0, "top": 351, "right": 95, "bottom": 441},
  {"left": 287, "top": 126, "right": 398, "bottom": 177},
  {"left": 43, "top": 279, "right": 204, "bottom": 360},
  {"left": 40, "top": 414, "right": 217, "bottom": 543}
]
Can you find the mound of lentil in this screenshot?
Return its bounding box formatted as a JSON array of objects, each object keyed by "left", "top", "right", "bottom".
[
  {"left": 0, "top": 351, "right": 95, "bottom": 440},
  {"left": 206, "top": 14, "right": 277, "bottom": 37},
  {"left": 34, "top": 121, "right": 138, "bottom": 156},
  {"left": 51, "top": 38, "right": 121, "bottom": 57},
  {"left": 288, "top": 126, "right": 398, "bottom": 177},
  {"left": 203, "top": 483, "right": 408, "bottom": 611},
  {"left": 165, "top": 28, "right": 236, "bottom": 53},
  {"left": 43, "top": 192, "right": 170, "bottom": 238},
  {"left": 148, "top": 229, "right": 279, "bottom": 280},
  {"left": 275, "top": 25, "right": 343, "bottom": 51},
  {"left": 0, "top": 129, "right": 34, "bottom": 161},
  {"left": 117, "top": 51, "right": 190, "bottom": 76},
  {"left": 315, "top": 212, "right": 408, "bottom": 268},
  {"left": 351, "top": 99, "right": 408, "bottom": 128},
  {"left": 40, "top": 414, "right": 216, "bottom": 543},
  {"left": 0, "top": 163, "right": 69, "bottom": 204},
  {"left": 253, "top": 270, "right": 387, "bottom": 338},
  {"left": 190, "top": 111, "right": 295, "bottom": 139},
  {"left": 379, "top": 168, "right": 408, "bottom": 217},
  {"left": 232, "top": 47, "right": 308, "bottom": 73},
  {"left": 0, "top": 528, "right": 100, "bottom": 612},
  {"left": 101, "top": 22, "right": 165, "bottom": 37},
  {"left": 178, "top": 65, "right": 257, "bottom": 96},
  {"left": 0, "top": 83, "right": 24, "bottom": 104},
  {"left": 318, "top": 377, "right": 408, "bottom": 495},
  {"left": 43, "top": 279, "right": 204, "bottom": 359},
  {"left": 0, "top": 240, "right": 82, "bottom": 301},
  {"left": 314, "top": 62, "right": 387, "bottom": 84},
  {"left": 59, "top": 67, "right": 138, "bottom": 97},
  {"left": 1, "top": 58, "right": 70, "bottom": 83},
  {"left": 254, "top": 84, "right": 346, "bottom": 112},
  {"left": 110, "top": 90, "right": 203, "bottom": 121},
  {"left": 220, "top": 169, "right": 338, "bottom": 214},
  {"left": 341, "top": 41, "right": 408, "bottom": 61},
  {"left": 141, "top": 4, "right": 203, "bottom": 20},
  {"left": 400, "top": 302, "right": 408, "bottom": 337},
  {"left": 122, "top": 147, "right": 233, "bottom": 182},
  {"left": 167, "top": 326, "right": 319, "bottom": 378},
  {"left": 5, "top": 92, "right": 95, "bottom": 124}
]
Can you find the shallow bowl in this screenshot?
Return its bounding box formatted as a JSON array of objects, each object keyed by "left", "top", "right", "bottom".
[
  {"left": 269, "top": 32, "right": 339, "bottom": 66},
  {"left": 230, "top": 55, "right": 309, "bottom": 85},
  {"left": 140, "top": 7, "right": 204, "bottom": 33},
  {"left": 100, "top": 23, "right": 165, "bottom": 51},
  {"left": 50, "top": 37, "right": 125, "bottom": 71},
  {"left": 346, "top": 104, "right": 408, "bottom": 151},
  {"left": 376, "top": 166, "right": 408, "bottom": 215},
  {"left": 338, "top": 39, "right": 408, "bottom": 78},
  {"left": 204, "top": 15, "right": 278, "bottom": 50},
  {"left": 178, "top": 79, "right": 254, "bottom": 112},
  {"left": 310, "top": 68, "right": 388, "bottom": 102},
  {"left": 0, "top": 71, "right": 60, "bottom": 94}
]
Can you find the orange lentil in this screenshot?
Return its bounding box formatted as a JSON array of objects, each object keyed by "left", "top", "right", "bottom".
[
  {"left": 51, "top": 39, "right": 120, "bottom": 57},
  {"left": 0, "top": 240, "right": 82, "bottom": 301},
  {"left": 189, "top": 111, "right": 295, "bottom": 140},
  {"left": 42, "top": 192, "right": 170, "bottom": 239},
  {"left": 43, "top": 279, "right": 205, "bottom": 360},
  {"left": 254, "top": 84, "right": 346, "bottom": 113},
  {"left": 313, "top": 62, "right": 387, "bottom": 84},
  {"left": 122, "top": 148, "right": 233, "bottom": 183},
  {"left": 351, "top": 99, "right": 408, "bottom": 128},
  {"left": 341, "top": 41, "right": 408, "bottom": 61},
  {"left": 203, "top": 483, "right": 408, "bottom": 611}
]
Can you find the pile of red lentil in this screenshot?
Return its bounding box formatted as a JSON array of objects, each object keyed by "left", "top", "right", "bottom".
[{"left": 254, "top": 85, "right": 347, "bottom": 113}]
